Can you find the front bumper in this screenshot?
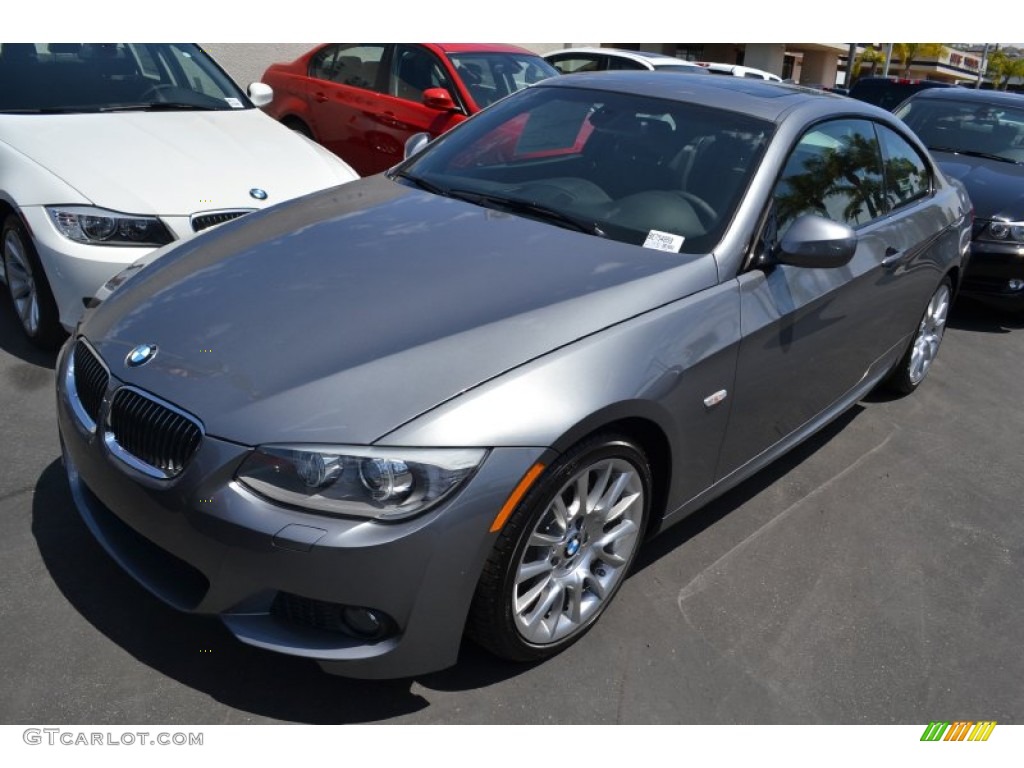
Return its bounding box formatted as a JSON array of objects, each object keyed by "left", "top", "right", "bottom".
[
  {"left": 960, "top": 238, "right": 1024, "bottom": 309},
  {"left": 55, "top": 340, "right": 544, "bottom": 678}
]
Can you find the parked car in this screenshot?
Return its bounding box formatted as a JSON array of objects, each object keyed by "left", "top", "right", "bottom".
[
  {"left": 58, "top": 73, "right": 970, "bottom": 679},
  {"left": 895, "top": 88, "right": 1024, "bottom": 311},
  {"left": 260, "top": 43, "right": 558, "bottom": 177},
  {"left": 0, "top": 43, "right": 358, "bottom": 348},
  {"left": 696, "top": 61, "right": 782, "bottom": 81},
  {"left": 849, "top": 76, "right": 957, "bottom": 110},
  {"left": 543, "top": 47, "right": 709, "bottom": 75}
]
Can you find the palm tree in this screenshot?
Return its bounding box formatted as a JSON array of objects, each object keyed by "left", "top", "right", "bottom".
[
  {"left": 891, "top": 43, "right": 946, "bottom": 77},
  {"left": 986, "top": 49, "right": 1024, "bottom": 90},
  {"left": 855, "top": 46, "right": 886, "bottom": 80}
]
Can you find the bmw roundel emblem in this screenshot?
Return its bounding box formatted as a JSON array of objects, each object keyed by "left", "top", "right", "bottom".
[
  {"left": 126, "top": 344, "right": 158, "bottom": 368},
  {"left": 249, "top": 188, "right": 268, "bottom": 200}
]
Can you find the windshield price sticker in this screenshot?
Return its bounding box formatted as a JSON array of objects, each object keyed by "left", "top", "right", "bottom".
[
  {"left": 643, "top": 230, "right": 685, "bottom": 253},
  {"left": 225, "top": 98, "right": 244, "bottom": 109}
]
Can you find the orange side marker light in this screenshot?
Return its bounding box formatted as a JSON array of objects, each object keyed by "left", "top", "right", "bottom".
[{"left": 489, "top": 462, "right": 546, "bottom": 533}]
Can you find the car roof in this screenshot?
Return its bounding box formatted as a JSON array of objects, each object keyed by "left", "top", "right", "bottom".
[
  {"left": 536, "top": 70, "right": 852, "bottom": 123},
  {"left": 434, "top": 43, "right": 539, "bottom": 55},
  {"left": 902, "top": 87, "right": 1024, "bottom": 106},
  {"left": 543, "top": 47, "right": 689, "bottom": 66}
]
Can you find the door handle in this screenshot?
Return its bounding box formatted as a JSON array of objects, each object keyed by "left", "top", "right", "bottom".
[
  {"left": 314, "top": 92, "right": 328, "bottom": 103},
  {"left": 881, "top": 247, "right": 903, "bottom": 268}
]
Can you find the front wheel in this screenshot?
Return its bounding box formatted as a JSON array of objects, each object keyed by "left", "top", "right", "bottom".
[
  {"left": 468, "top": 434, "right": 651, "bottom": 662},
  {"left": 2, "top": 214, "right": 64, "bottom": 349},
  {"left": 885, "top": 277, "right": 952, "bottom": 395}
]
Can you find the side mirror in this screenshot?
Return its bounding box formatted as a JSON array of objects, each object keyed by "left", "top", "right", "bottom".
[
  {"left": 248, "top": 82, "right": 274, "bottom": 108},
  {"left": 422, "top": 87, "right": 456, "bottom": 111},
  {"left": 776, "top": 214, "right": 856, "bottom": 269},
  {"left": 404, "top": 132, "right": 431, "bottom": 160}
]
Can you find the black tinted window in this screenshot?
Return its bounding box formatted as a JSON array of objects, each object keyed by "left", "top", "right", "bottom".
[{"left": 773, "top": 119, "right": 886, "bottom": 234}]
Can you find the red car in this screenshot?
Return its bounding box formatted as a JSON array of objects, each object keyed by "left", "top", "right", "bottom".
[{"left": 261, "top": 43, "right": 559, "bottom": 176}]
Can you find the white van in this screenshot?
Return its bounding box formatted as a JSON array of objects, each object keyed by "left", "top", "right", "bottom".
[{"left": 697, "top": 61, "right": 782, "bottom": 82}]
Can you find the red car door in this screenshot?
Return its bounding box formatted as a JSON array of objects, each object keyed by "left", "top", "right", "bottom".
[
  {"left": 358, "top": 44, "right": 467, "bottom": 175},
  {"left": 304, "top": 44, "right": 391, "bottom": 177}
]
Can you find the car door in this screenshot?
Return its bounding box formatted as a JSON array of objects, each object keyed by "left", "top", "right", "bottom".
[
  {"left": 716, "top": 118, "right": 912, "bottom": 476},
  {"left": 352, "top": 44, "right": 469, "bottom": 175},
  {"left": 304, "top": 43, "right": 389, "bottom": 176}
]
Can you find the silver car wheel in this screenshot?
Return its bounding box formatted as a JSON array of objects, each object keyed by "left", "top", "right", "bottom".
[
  {"left": 3, "top": 228, "right": 40, "bottom": 336},
  {"left": 512, "top": 457, "right": 644, "bottom": 645},
  {"left": 908, "top": 282, "right": 950, "bottom": 386}
]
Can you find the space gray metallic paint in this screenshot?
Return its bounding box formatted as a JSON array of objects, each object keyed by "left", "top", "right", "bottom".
[{"left": 58, "top": 75, "right": 971, "bottom": 677}]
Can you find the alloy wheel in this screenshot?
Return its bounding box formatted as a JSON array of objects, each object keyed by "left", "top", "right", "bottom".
[
  {"left": 4, "top": 228, "right": 40, "bottom": 336},
  {"left": 908, "top": 283, "right": 950, "bottom": 386},
  {"left": 512, "top": 457, "right": 644, "bottom": 645}
]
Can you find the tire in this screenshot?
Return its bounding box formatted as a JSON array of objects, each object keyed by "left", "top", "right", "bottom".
[
  {"left": 283, "top": 118, "right": 314, "bottom": 140},
  {"left": 884, "top": 277, "right": 952, "bottom": 395},
  {"left": 468, "top": 433, "right": 651, "bottom": 662},
  {"left": 2, "top": 213, "right": 65, "bottom": 349}
]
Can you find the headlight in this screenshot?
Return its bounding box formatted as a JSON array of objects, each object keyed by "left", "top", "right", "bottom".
[
  {"left": 47, "top": 206, "right": 174, "bottom": 247},
  {"left": 978, "top": 220, "right": 1024, "bottom": 244},
  {"left": 236, "top": 445, "right": 488, "bottom": 521}
]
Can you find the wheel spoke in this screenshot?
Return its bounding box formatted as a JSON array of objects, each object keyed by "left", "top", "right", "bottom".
[
  {"left": 516, "top": 557, "right": 554, "bottom": 584},
  {"left": 564, "top": 573, "right": 583, "bottom": 624},
  {"left": 595, "top": 471, "right": 630, "bottom": 520},
  {"left": 593, "top": 519, "right": 639, "bottom": 566},
  {"left": 528, "top": 530, "right": 561, "bottom": 548},
  {"left": 588, "top": 462, "right": 613, "bottom": 514},
  {"left": 550, "top": 495, "right": 570, "bottom": 532},
  {"left": 515, "top": 572, "right": 553, "bottom": 615}
]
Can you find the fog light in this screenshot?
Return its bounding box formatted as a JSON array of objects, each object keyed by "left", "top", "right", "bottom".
[
  {"left": 342, "top": 606, "right": 386, "bottom": 638},
  {"left": 1009, "top": 279, "right": 1024, "bottom": 292}
]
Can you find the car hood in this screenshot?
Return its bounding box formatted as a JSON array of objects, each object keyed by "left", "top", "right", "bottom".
[
  {"left": 81, "top": 176, "right": 717, "bottom": 446},
  {"left": 932, "top": 150, "right": 1024, "bottom": 220},
  {"left": 0, "top": 110, "right": 356, "bottom": 213}
]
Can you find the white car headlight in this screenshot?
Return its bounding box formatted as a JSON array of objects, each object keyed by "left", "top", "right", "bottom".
[
  {"left": 47, "top": 206, "right": 174, "bottom": 247},
  {"left": 236, "top": 445, "right": 487, "bottom": 521},
  {"left": 978, "top": 220, "right": 1024, "bottom": 244}
]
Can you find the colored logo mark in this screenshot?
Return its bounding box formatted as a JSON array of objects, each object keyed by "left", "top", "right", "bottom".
[{"left": 920, "top": 721, "right": 996, "bottom": 742}]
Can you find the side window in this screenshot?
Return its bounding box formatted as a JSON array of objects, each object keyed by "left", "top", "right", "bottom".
[
  {"left": 877, "top": 125, "right": 931, "bottom": 210},
  {"left": 606, "top": 56, "right": 645, "bottom": 71},
  {"left": 390, "top": 45, "right": 452, "bottom": 103},
  {"left": 309, "top": 44, "right": 386, "bottom": 93},
  {"left": 548, "top": 55, "right": 602, "bottom": 74},
  {"left": 771, "top": 118, "right": 886, "bottom": 239}
]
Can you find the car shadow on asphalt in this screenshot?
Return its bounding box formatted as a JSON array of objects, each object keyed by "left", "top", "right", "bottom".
[
  {"left": 948, "top": 298, "right": 1024, "bottom": 334},
  {"left": 0, "top": 296, "right": 61, "bottom": 369}
]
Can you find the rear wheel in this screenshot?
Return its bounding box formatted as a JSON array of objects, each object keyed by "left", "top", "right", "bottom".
[
  {"left": 468, "top": 434, "right": 650, "bottom": 662},
  {"left": 885, "top": 278, "right": 952, "bottom": 395},
  {"left": 2, "top": 214, "right": 64, "bottom": 349}
]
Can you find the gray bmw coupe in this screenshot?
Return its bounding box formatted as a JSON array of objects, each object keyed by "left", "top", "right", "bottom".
[{"left": 57, "top": 74, "right": 971, "bottom": 679}]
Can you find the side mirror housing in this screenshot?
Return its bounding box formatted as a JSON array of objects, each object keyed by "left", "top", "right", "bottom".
[
  {"left": 776, "top": 214, "right": 856, "bottom": 269},
  {"left": 422, "top": 87, "right": 456, "bottom": 111},
  {"left": 248, "top": 82, "right": 274, "bottom": 108},
  {"left": 404, "top": 132, "right": 431, "bottom": 160}
]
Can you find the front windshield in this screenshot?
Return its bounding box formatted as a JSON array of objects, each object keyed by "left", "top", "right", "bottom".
[
  {"left": 0, "top": 43, "right": 249, "bottom": 113},
  {"left": 447, "top": 52, "right": 558, "bottom": 109},
  {"left": 896, "top": 97, "right": 1024, "bottom": 164},
  {"left": 400, "top": 84, "right": 773, "bottom": 254}
]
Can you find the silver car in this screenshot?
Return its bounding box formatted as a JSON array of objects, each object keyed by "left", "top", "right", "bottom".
[{"left": 56, "top": 74, "right": 971, "bottom": 679}]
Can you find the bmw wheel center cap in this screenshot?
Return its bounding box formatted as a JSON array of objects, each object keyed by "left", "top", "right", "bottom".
[{"left": 126, "top": 344, "right": 158, "bottom": 367}]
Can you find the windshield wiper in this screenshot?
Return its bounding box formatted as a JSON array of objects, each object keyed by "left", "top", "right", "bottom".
[
  {"left": 389, "top": 169, "right": 449, "bottom": 196},
  {"left": 446, "top": 189, "right": 606, "bottom": 237},
  {"left": 99, "top": 102, "right": 221, "bottom": 112},
  {"left": 929, "top": 146, "right": 1021, "bottom": 165}
]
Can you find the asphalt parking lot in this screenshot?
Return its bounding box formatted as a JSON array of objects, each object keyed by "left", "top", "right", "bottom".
[{"left": 1, "top": 295, "right": 1022, "bottom": 725}]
